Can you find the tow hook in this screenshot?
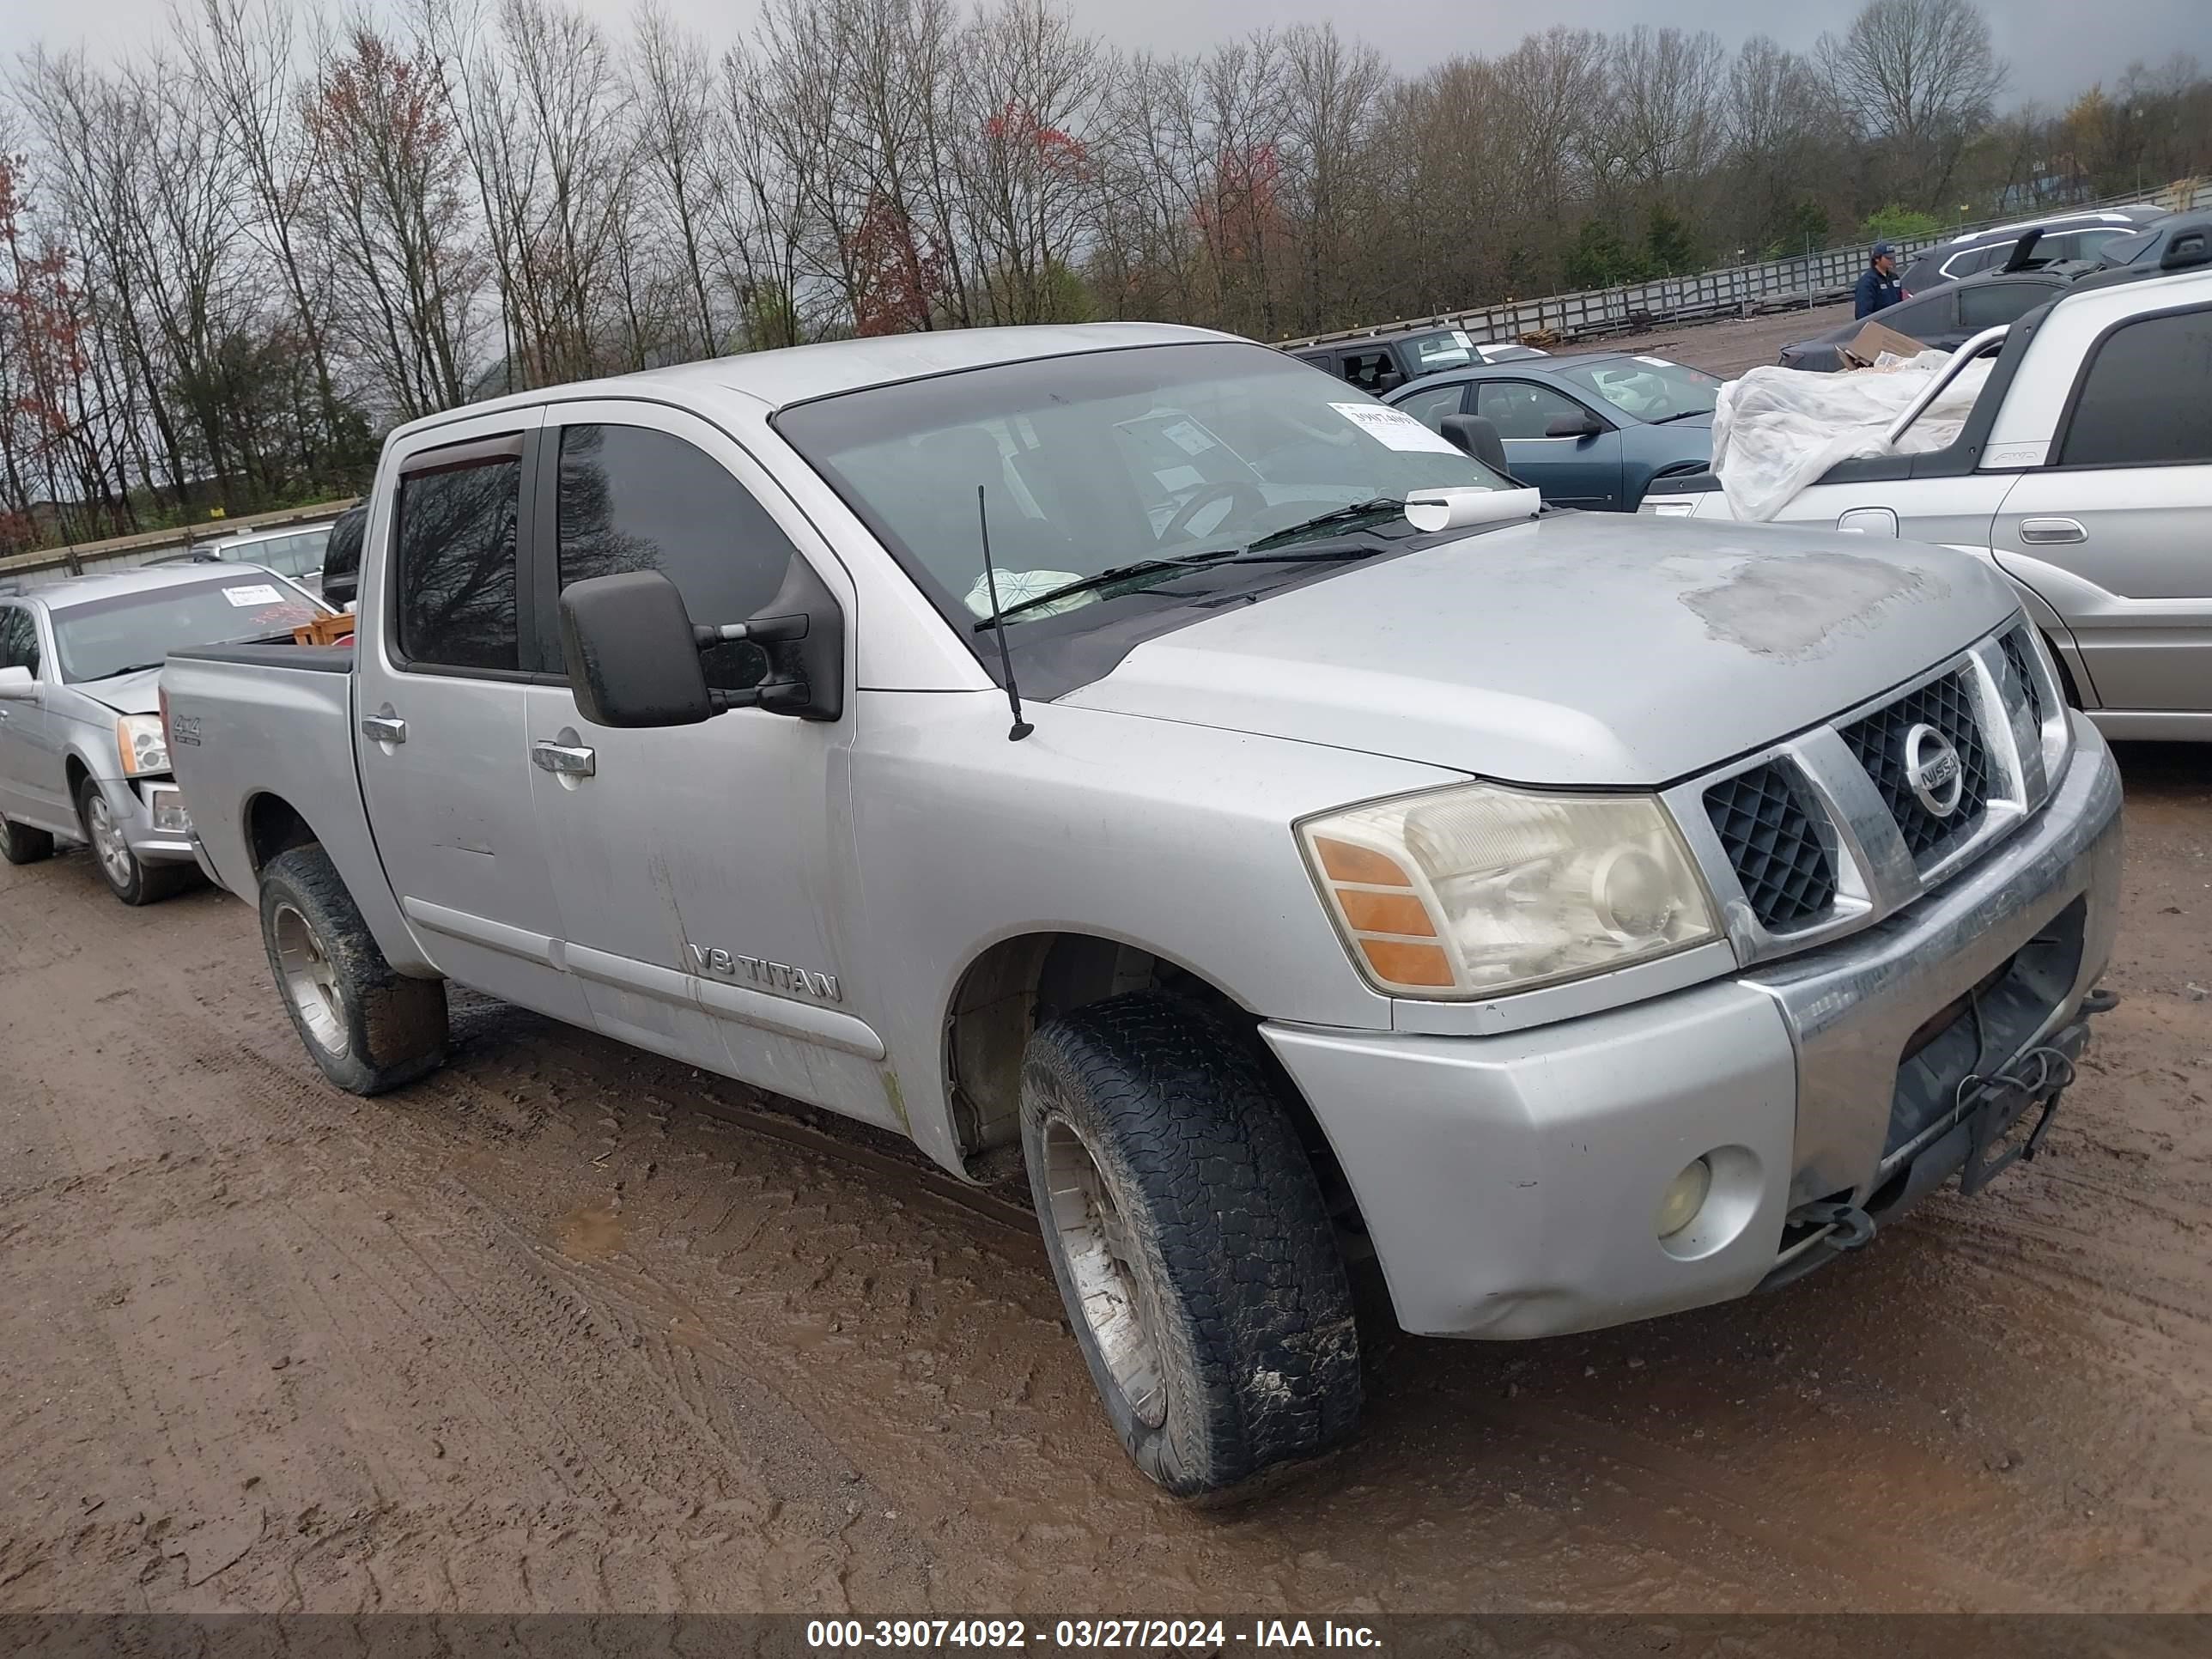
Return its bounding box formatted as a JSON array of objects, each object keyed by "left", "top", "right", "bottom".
[{"left": 1790, "top": 1200, "right": 1876, "bottom": 1252}]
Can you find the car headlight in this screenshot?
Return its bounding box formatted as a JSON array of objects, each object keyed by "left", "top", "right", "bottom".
[
  {"left": 117, "top": 713, "right": 169, "bottom": 777},
  {"left": 1299, "top": 782, "right": 1720, "bottom": 999}
]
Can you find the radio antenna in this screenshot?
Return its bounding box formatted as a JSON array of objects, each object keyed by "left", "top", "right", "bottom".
[{"left": 977, "top": 484, "right": 1034, "bottom": 742}]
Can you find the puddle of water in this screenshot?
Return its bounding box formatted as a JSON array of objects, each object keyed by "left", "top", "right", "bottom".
[{"left": 556, "top": 1202, "right": 624, "bottom": 1261}]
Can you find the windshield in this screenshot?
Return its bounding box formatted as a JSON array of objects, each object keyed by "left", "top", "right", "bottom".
[
  {"left": 1397, "top": 329, "right": 1478, "bottom": 372},
  {"left": 1552, "top": 356, "right": 1721, "bottom": 422},
  {"left": 2100, "top": 229, "right": 2157, "bottom": 266},
  {"left": 53, "top": 574, "right": 322, "bottom": 683},
  {"left": 775, "top": 342, "right": 1511, "bottom": 634}
]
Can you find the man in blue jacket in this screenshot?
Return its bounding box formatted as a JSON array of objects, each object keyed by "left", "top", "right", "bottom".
[{"left": 1855, "top": 242, "right": 1903, "bottom": 318}]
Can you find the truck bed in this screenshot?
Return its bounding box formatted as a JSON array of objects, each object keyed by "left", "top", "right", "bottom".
[{"left": 164, "top": 644, "right": 434, "bottom": 978}]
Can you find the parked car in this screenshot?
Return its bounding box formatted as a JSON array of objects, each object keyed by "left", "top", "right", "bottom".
[
  {"left": 200, "top": 521, "right": 339, "bottom": 593},
  {"left": 1287, "top": 324, "right": 1547, "bottom": 394},
  {"left": 1895, "top": 205, "right": 2164, "bottom": 296},
  {"left": 1385, "top": 351, "right": 1720, "bottom": 509},
  {"left": 319, "top": 503, "right": 368, "bottom": 611},
  {"left": 167, "top": 324, "right": 2118, "bottom": 1498},
  {"left": 0, "top": 564, "right": 325, "bottom": 902},
  {"left": 2071, "top": 213, "right": 2212, "bottom": 291},
  {"left": 1779, "top": 269, "right": 2083, "bottom": 370},
  {"left": 1647, "top": 264, "right": 2212, "bottom": 741}
]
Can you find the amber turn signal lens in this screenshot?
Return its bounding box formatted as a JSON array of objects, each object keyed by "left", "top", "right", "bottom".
[
  {"left": 1336, "top": 890, "right": 1437, "bottom": 937},
  {"left": 1358, "top": 939, "right": 1454, "bottom": 988},
  {"left": 1313, "top": 836, "right": 1413, "bottom": 888}
]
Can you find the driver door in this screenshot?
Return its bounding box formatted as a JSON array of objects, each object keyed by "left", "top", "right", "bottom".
[
  {"left": 524, "top": 403, "right": 892, "bottom": 1126},
  {"left": 0, "top": 603, "right": 64, "bottom": 830},
  {"left": 1474, "top": 380, "right": 1623, "bottom": 507}
]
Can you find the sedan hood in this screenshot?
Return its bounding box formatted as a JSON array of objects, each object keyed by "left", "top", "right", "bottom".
[
  {"left": 1059, "top": 514, "right": 2018, "bottom": 787},
  {"left": 75, "top": 667, "right": 163, "bottom": 716}
]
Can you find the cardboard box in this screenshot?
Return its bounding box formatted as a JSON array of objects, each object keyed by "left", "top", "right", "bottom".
[{"left": 1838, "top": 319, "right": 1930, "bottom": 370}]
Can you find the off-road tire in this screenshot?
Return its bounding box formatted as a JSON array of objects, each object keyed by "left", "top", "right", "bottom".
[
  {"left": 1020, "top": 990, "right": 1361, "bottom": 1497},
  {"left": 76, "top": 775, "right": 190, "bottom": 905},
  {"left": 258, "top": 845, "right": 447, "bottom": 1096},
  {"left": 0, "top": 814, "right": 53, "bottom": 865}
]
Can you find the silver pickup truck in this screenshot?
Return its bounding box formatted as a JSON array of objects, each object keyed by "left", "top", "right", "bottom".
[{"left": 165, "top": 324, "right": 2122, "bottom": 1497}]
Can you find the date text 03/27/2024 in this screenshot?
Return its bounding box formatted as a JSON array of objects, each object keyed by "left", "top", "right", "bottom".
[{"left": 804, "top": 1620, "right": 1384, "bottom": 1650}]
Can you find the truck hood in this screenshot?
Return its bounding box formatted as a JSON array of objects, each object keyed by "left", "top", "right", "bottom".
[
  {"left": 1058, "top": 514, "right": 2018, "bottom": 787},
  {"left": 74, "top": 667, "right": 162, "bottom": 716}
]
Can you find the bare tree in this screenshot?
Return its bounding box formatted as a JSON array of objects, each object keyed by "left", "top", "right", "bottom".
[{"left": 1820, "top": 0, "right": 2008, "bottom": 206}]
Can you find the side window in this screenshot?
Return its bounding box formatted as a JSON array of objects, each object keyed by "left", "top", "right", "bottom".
[
  {"left": 1959, "top": 283, "right": 2051, "bottom": 331},
  {"left": 1337, "top": 349, "right": 1398, "bottom": 393},
  {"left": 396, "top": 452, "right": 522, "bottom": 672},
  {"left": 1394, "top": 382, "right": 1468, "bottom": 434},
  {"left": 2059, "top": 308, "right": 2212, "bottom": 467},
  {"left": 1884, "top": 289, "right": 1956, "bottom": 337},
  {"left": 0, "top": 605, "right": 39, "bottom": 677},
  {"left": 1475, "top": 381, "right": 1589, "bottom": 441},
  {"left": 556, "top": 423, "right": 804, "bottom": 692}
]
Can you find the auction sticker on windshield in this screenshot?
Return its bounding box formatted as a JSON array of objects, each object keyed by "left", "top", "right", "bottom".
[
  {"left": 222, "top": 584, "right": 284, "bottom": 607},
  {"left": 1330, "top": 402, "right": 1462, "bottom": 455}
]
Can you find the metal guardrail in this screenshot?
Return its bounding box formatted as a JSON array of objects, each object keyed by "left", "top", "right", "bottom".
[
  {"left": 0, "top": 498, "right": 358, "bottom": 592},
  {"left": 1281, "top": 181, "right": 2212, "bottom": 352}
]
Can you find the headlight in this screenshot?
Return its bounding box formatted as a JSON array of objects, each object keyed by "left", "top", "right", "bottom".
[
  {"left": 1300, "top": 782, "right": 1719, "bottom": 999},
  {"left": 117, "top": 714, "right": 169, "bottom": 777}
]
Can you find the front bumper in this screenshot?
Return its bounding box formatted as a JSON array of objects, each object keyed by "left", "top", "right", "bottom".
[
  {"left": 1264, "top": 716, "right": 2124, "bottom": 1340},
  {"left": 98, "top": 776, "right": 198, "bottom": 866}
]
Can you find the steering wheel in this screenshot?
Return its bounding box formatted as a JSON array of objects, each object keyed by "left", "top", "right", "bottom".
[{"left": 1161, "top": 481, "right": 1269, "bottom": 544}]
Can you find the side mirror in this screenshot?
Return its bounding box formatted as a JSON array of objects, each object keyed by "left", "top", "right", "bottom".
[
  {"left": 559, "top": 562, "right": 845, "bottom": 729},
  {"left": 1545, "top": 412, "right": 1605, "bottom": 440},
  {"left": 0, "top": 665, "right": 35, "bottom": 700},
  {"left": 1440, "top": 413, "right": 1513, "bottom": 476}
]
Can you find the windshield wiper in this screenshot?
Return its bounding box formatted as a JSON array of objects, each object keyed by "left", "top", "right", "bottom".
[
  {"left": 1649, "top": 410, "right": 1712, "bottom": 424},
  {"left": 96, "top": 661, "right": 167, "bottom": 678},
  {"left": 1243, "top": 496, "right": 1406, "bottom": 551},
  {"left": 975, "top": 550, "right": 1247, "bottom": 629}
]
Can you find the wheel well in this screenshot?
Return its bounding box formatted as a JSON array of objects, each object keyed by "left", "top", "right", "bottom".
[
  {"left": 944, "top": 933, "right": 1364, "bottom": 1238},
  {"left": 64, "top": 754, "right": 90, "bottom": 803},
  {"left": 245, "top": 793, "right": 320, "bottom": 871},
  {"left": 2041, "top": 629, "right": 2087, "bottom": 709}
]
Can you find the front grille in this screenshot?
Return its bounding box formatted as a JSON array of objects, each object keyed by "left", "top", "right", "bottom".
[
  {"left": 1838, "top": 670, "right": 1991, "bottom": 867},
  {"left": 1999, "top": 629, "right": 2045, "bottom": 728},
  {"left": 1704, "top": 763, "right": 1838, "bottom": 932}
]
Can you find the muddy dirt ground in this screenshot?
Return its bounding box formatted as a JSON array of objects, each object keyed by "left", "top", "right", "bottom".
[
  {"left": 0, "top": 744, "right": 2203, "bottom": 1615},
  {"left": 1569, "top": 299, "right": 1857, "bottom": 377}
]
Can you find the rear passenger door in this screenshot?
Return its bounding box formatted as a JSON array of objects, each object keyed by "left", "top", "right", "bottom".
[
  {"left": 352, "top": 407, "right": 593, "bottom": 1026},
  {"left": 1992, "top": 301, "right": 2212, "bottom": 719}
]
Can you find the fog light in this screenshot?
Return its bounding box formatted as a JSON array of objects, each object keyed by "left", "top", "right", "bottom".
[
  {"left": 1656, "top": 1158, "right": 1713, "bottom": 1239},
  {"left": 151, "top": 793, "right": 191, "bottom": 836}
]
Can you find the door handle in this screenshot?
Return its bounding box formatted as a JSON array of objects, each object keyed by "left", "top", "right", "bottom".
[
  {"left": 2019, "top": 518, "right": 2086, "bottom": 545},
  {"left": 531, "top": 740, "right": 596, "bottom": 778},
  {"left": 361, "top": 714, "right": 407, "bottom": 745}
]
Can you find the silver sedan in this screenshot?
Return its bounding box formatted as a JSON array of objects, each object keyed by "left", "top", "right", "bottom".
[{"left": 0, "top": 564, "right": 326, "bottom": 903}]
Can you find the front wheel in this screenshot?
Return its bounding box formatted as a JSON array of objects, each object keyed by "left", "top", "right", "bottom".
[
  {"left": 76, "top": 776, "right": 188, "bottom": 905},
  {"left": 258, "top": 845, "right": 448, "bottom": 1095},
  {"left": 1020, "top": 991, "right": 1361, "bottom": 1497}
]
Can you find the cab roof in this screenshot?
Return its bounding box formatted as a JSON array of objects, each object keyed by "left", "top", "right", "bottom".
[{"left": 400, "top": 322, "right": 1239, "bottom": 444}]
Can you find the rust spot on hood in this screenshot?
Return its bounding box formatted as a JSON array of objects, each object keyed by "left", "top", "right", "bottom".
[{"left": 1678, "top": 550, "right": 1948, "bottom": 661}]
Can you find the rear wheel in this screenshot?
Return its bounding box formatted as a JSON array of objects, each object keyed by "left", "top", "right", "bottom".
[
  {"left": 258, "top": 845, "right": 447, "bottom": 1095},
  {"left": 0, "top": 814, "right": 54, "bottom": 866},
  {"left": 1020, "top": 991, "right": 1361, "bottom": 1497},
  {"left": 76, "top": 776, "right": 189, "bottom": 905}
]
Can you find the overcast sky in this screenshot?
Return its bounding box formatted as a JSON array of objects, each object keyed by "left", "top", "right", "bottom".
[{"left": 5, "top": 0, "right": 2208, "bottom": 106}]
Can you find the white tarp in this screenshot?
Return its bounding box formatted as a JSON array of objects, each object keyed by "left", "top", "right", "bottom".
[{"left": 1709, "top": 349, "right": 1994, "bottom": 522}]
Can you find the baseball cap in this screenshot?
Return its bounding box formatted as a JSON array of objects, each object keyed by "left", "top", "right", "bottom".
[{"left": 1872, "top": 240, "right": 1896, "bottom": 258}]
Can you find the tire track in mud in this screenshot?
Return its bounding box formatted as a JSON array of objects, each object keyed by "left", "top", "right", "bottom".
[{"left": 4, "top": 744, "right": 2211, "bottom": 1612}]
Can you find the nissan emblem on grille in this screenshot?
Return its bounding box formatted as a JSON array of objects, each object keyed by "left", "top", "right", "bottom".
[{"left": 1905, "top": 722, "right": 1965, "bottom": 818}]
